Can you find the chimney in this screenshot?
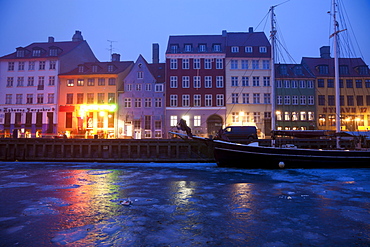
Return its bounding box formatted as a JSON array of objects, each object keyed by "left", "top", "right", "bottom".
[
  {"left": 152, "top": 43, "right": 159, "bottom": 64},
  {"left": 72, "top": 30, "right": 83, "bottom": 42},
  {"left": 111, "top": 53, "right": 120, "bottom": 62},
  {"left": 320, "top": 46, "right": 331, "bottom": 59},
  {"left": 48, "top": 36, "right": 55, "bottom": 43},
  {"left": 249, "top": 27, "right": 254, "bottom": 33},
  {"left": 222, "top": 30, "right": 227, "bottom": 37}
]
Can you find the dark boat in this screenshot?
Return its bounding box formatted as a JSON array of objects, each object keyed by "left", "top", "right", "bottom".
[{"left": 170, "top": 2, "right": 370, "bottom": 169}]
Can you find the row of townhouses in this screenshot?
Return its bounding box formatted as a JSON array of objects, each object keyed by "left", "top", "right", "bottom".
[{"left": 0, "top": 30, "right": 369, "bottom": 139}]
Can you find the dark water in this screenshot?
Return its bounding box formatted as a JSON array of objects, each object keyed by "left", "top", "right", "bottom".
[{"left": 0, "top": 162, "right": 370, "bottom": 246}]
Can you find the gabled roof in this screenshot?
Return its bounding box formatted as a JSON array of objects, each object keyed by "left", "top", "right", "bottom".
[
  {"left": 301, "top": 57, "right": 369, "bottom": 77},
  {"left": 0, "top": 40, "right": 87, "bottom": 59},
  {"left": 275, "top": 63, "right": 315, "bottom": 78},
  {"left": 166, "top": 34, "right": 225, "bottom": 54},
  {"left": 60, "top": 61, "right": 134, "bottom": 75}
]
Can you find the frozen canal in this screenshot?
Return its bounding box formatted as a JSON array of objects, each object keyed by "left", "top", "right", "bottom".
[{"left": 0, "top": 162, "right": 370, "bottom": 246}]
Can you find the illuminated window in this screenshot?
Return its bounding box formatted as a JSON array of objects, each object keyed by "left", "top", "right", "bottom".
[
  {"left": 194, "top": 116, "right": 201, "bottom": 126},
  {"left": 170, "top": 116, "right": 177, "bottom": 127},
  {"left": 67, "top": 79, "right": 74, "bottom": 87}
]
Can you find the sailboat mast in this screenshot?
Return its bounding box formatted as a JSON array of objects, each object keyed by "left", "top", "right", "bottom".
[
  {"left": 270, "top": 5, "right": 276, "bottom": 139},
  {"left": 333, "top": 0, "right": 341, "bottom": 148}
]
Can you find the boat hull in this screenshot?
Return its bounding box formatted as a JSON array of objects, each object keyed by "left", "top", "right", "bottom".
[{"left": 214, "top": 140, "right": 370, "bottom": 169}]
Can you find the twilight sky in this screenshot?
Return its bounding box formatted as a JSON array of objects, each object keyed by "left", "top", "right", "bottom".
[{"left": 1, "top": 0, "right": 369, "bottom": 65}]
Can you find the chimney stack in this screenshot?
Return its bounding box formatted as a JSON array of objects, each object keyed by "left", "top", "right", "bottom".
[
  {"left": 222, "top": 30, "right": 227, "bottom": 37},
  {"left": 72, "top": 30, "right": 83, "bottom": 42},
  {"left": 48, "top": 36, "right": 55, "bottom": 43},
  {"left": 249, "top": 27, "right": 254, "bottom": 33},
  {"left": 111, "top": 53, "right": 120, "bottom": 62},
  {"left": 320, "top": 46, "right": 331, "bottom": 59},
  {"left": 152, "top": 43, "right": 159, "bottom": 64}
]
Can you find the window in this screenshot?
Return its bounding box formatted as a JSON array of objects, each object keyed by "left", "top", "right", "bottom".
[
  {"left": 182, "top": 59, "right": 189, "bottom": 69},
  {"left": 182, "top": 76, "right": 190, "bottom": 88},
  {"left": 307, "top": 80, "right": 314, "bottom": 88},
  {"left": 26, "top": 94, "right": 33, "bottom": 104},
  {"left": 124, "top": 98, "right": 131, "bottom": 107},
  {"left": 243, "top": 93, "right": 249, "bottom": 104},
  {"left": 39, "top": 61, "right": 45, "bottom": 70},
  {"left": 205, "top": 95, "right": 212, "bottom": 106},
  {"left": 66, "top": 94, "right": 73, "bottom": 104},
  {"left": 194, "top": 116, "right": 201, "bottom": 126},
  {"left": 291, "top": 80, "right": 298, "bottom": 88},
  {"left": 231, "top": 46, "right": 239, "bottom": 53},
  {"left": 28, "top": 61, "right": 35, "bottom": 70},
  {"left": 33, "top": 49, "right": 41, "bottom": 57},
  {"left": 231, "top": 76, "right": 238, "bottom": 87},
  {"left": 137, "top": 71, "right": 143, "bottom": 79},
  {"left": 308, "top": 96, "right": 314, "bottom": 105},
  {"left": 170, "top": 59, "right": 177, "bottom": 69},
  {"left": 284, "top": 112, "right": 290, "bottom": 121},
  {"left": 242, "top": 76, "right": 249, "bottom": 87},
  {"left": 108, "top": 65, "right": 114, "bottom": 72},
  {"left": 216, "top": 58, "right": 223, "bottom": 69},
  {"left": 205, "top": 76, "right": 212, "bottom": 88},
  {"left": 155, "top": 84, "right": 163, "bottom": 92},
  {"left": 92, "top": 65, "right": 98, "bottom": 72},
  {"left": 37, "top": 94, "right": 44, "bottom": 104},
  {"left": 262, "top": 60, "right": 270, "bottom": 69},
  {"left": 170, "top": 116, "right": 178, "bottom": 127},
  {"left": 213, "top": 44, "right": 221, "bottom": 52},
  {"left": 16, "top": 94, "right": 22, "bottom": 104},
  {"left": 300, "top": 96, "right": 307, "bottom": 105},
  {"left": 49, "top": 60, "right": 56, "bottom": 70},
  {"left": 65, "top": 112, "right": 73, "bottom": 129},
  {"left": 8, "top": 62, "right": 14, "bottom": 71},
  {"left": 216, "top": 76, "right": 224, "bottom": 88},
  {"left": 231, "top": 60, "right": 238, "bottom": 69},
  {"left": 170, "top": 76, "right": 178, "bottom": 88},
  {"left": 253, "top": 77, "right": 259, "bottom": 87},
  {"left": 15, "top": 113, "right": 21, "bottom": 126},
  {"left": 284, "top": 80, "right": 290, "bottom": 88},
  {"left": 194, "top": 95, "right": 201, "bottom": 107},
  {"left": 67, "top": 79, "right": 74, "bottom": 87},
  {"left": 299, "top": 80, "right": 306, "bottom": 88},
  {"left": 204, "top": 59, "right": 212, "bottom": 69},
  {"left": 77, "top": 79, "right": 84, "bottom": 86},
  {"left": 97, "top": 93, "right": 104, "bottom": 104},
  {"left": 199, "top": 44, "right": 206, "bottom": 52},
  {"left": 264, "top": 93, "right": 271, "bottom": 104},
  {"left": 263, "top": 77, "right": 270, "bottom": 87},
  {"left": 144, "top": 116, "right": 151, "bottom": 130},
  {"left": 182, "top": 95, "right": 190, "bottom": 107},
  {"left": 327, "top": 79, "right": 334, "bottom": 88},
  {"left": 279, "top": 65, "right": 287, "bottom": 75},
  {"left": 245, "top": 46, "right": 253, "bottom": 53},
  {"left": 17, "top": 77, "right": 24, "bottom": 87},
  {"left": 259, "top": 46, "right": 267, "bottom": 53},
  {"left": 155, "top": 98, "right": 162, "bottom": 108},
  {"left": 5, "top": 94, "right": 12, "bottom": 104},
  {"left": 318, "top": 95, "right": 325, "bottom": 105},
  {"left": 184, "top": 44, "right": 192, "bottom": 52},
  {"left": 49, "top": 49, "right": 58, "bottom": 56},
  {"left": 16, "top": 49, "right": 25, "bottom": 57},
  {"left": 284, "top": 95, "right": 290, "bottom": 105},
  {"left": 216, "top": 94, "right": 224, "bottom": 106},
  {"left": 193, "top": 76, "right": 201, "bottom": 89},
  {"left": 241, "top": 60, "right": 248, "bottom": 69},
  {"left": 98, "top": 78, "right": 104, "bottom": 86},
  {"left": 144, "top": 98, "right": 152, "bottom": 108},
  {"left": 193, "top": 59, "right": 200, "bottom": 69},
  {"left": 171, "top": 45, "right": 178, "bottom": 53},
  {"left": 357, "top": 96, "right": 364, "bottom": 106},
  {"left": 108, "top": 78, "right": 116, "bottom": 85},
  {"left": 170, "top": 95, "right": 178, "bottom": 107},
  {"left": 232, "top": 93, "right": 239, "bottom": 104},
  {"left": 48, "top": 93, "right": 54, "bottom": 103},
  {"left": 145, "top": 84, "right": 151, "bottom": 91},
  {"left": 346, "top": 79, "right": 353, "bottom": 88},
  {"left": 136, "top": 84, "right": 141, "bottom": 91},
  {"left": 252, "top": 60, "right": 259, "bottom": 69},
  {"left": 339, "top": 65, "right": 349, "bottom": 75},
  {"left": 277, "top": 95, "right": 283, "bottom": 105},
  {"left": 134, "top": 98, "right": 141, "bottom": 108},
  {"left": 77, "top": 93, "right": 84, "bottom": 104},
  {"left": 7, "top": 77, "right": 14, "bottom": 87},
  {"left": 253, "top": 93, "right": 260, "bottom": 104},
  {"left": 87, "top": 93, "right": 94, "bottom": 104},
  {"left": 18, "top": 61, "right": 25, "bottom": 70},
  {"left": 356, "top": 80, "right": 363, "bottom": 88},
  {"left": 49, "top": 76, "right": 55, "bottom": 86},
  {"left": 317, "top": 79, "right": 324, "bottom": 88}
]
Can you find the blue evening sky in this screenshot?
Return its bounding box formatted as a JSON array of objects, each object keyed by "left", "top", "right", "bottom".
[{"left": 1, "top": 0, "right": 369, "bottom": 64}]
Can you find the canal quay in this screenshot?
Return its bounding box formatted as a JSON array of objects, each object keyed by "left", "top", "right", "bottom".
[{"left": 1, "top": 162, "right": 370, "bottom": 246}]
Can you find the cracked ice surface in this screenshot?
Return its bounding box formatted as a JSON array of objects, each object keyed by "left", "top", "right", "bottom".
[{"left": 0, "top": 162, "right": 370, "bottom": 246}]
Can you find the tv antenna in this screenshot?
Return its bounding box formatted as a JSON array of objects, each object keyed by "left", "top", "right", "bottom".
[{"left": 107, "top": 40, "right": 117, "bottom": 57}]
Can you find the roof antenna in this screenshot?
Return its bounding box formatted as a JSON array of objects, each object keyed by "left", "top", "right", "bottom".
[{"left": 107, "top": 40, "right": 117, "bottom": 60}]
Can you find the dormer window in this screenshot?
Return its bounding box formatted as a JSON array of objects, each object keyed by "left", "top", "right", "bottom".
[
  {"left": 259, "top": 46, "right": 267, "bottom": 53},
  {"left": 213, "top": 44, "right": 221, "bottom": 52},
  {"left": 339, "top": 65, "right": 349, "bottom": 75},
  {"left": 108, "top": 65, "right": 114, "bottom": 72},
  {"left": 279, "top": 65, "right": 288, "bottom": 75},
  {"left": 32, "top": 49, "right": 41, "bottom": 57},
  {"left": 358, "top": 66, "right": 369, "bottom": 75},
  {"left": 49, "top": 48, "right": 58, "bottom": 56},
  {"left": 199, "top": 44, "right": 207, "bottom": 52},
  {"left": 231, "top": 46, "right": 239, "bottom": 53},
  {"left": 170, "top": 45, "right": 179, "bottom": 53},
  {"left": 318, "top": 65, "right": 329, "bottom": 74},
  {"left": 92, "top": 65, "right": 98, "bottom": 73},
  {"left": 78, "top": 65, "right": 84, "bottom": 73},
  {"left": 16, "top": 49, "right": 25, "bottom": 58},
  {"left": 295, "top": 66, "right": 303, "bottom": 75},
  {"left": 184, "top": 44, "right": 192, "bottom": 52},
  {"left": 245, "top": 46, "right": 253, "bottom": 53}
]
